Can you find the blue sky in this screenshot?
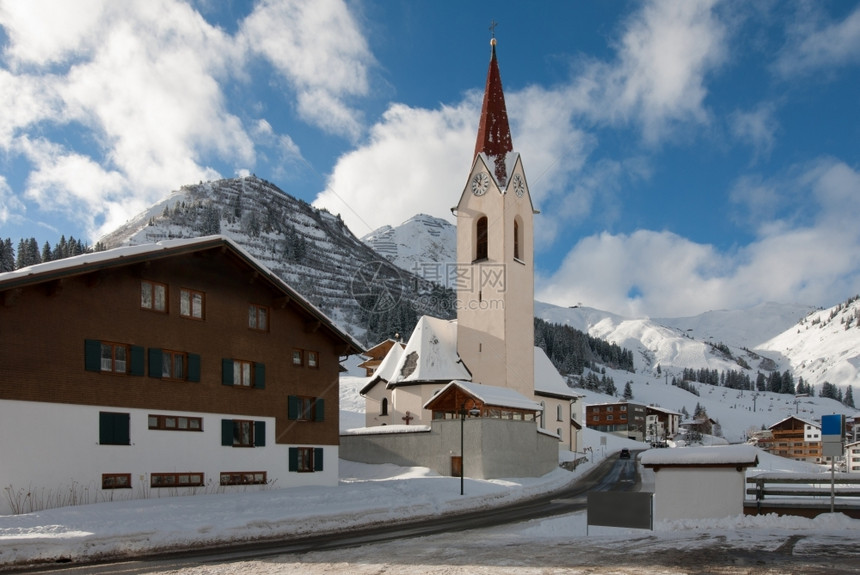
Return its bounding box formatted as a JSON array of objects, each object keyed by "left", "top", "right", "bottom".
[{"left": 1, "top": 0, "right": 859, "bottom": 318}]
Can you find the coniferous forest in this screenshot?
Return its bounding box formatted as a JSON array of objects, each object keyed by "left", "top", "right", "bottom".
[{"left": 0, "top": 236, "right": 97, "bottom": 272}]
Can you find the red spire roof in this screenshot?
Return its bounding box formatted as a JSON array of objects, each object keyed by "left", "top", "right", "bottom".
[{"left": 473, "top": 38, "right": 513, "bottom": 186}]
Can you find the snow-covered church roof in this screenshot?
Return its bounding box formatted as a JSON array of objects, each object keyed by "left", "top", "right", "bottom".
[
  {"left": 386, "top": 315, "right": 471, "bottom": 386},
  {"left": 534, "top": 346, "right": 583, "bottom": 400}
]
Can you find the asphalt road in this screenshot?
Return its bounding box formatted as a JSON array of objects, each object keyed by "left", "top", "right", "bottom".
[{"left": 5, "top": 454, "right": 634, "bottom": 575}]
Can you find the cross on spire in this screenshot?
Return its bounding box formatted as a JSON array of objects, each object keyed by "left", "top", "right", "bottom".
[{"left": 489, "top": 19, "right": 498, "bottom": 39}]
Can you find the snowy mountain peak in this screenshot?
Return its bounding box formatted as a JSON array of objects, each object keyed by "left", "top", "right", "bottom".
[{"left": 361, "top": 214, "right": 456, "bottom": 282}]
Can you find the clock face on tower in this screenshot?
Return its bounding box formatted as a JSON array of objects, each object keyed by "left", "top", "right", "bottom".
[
  {"left": 470, "top": 171, "right": 490, "bottom": 196},
  {"left": 512, "top": 174, "right": 526, "bottom": 198}
]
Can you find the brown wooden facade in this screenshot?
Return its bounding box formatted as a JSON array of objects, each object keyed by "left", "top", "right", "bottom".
[
  {"left": 764, "top": 416, "right": 823, "bottom": 463},
  {"left": 0, "top": 238, "right": 361, "bottom": 448},
  {"left": 585, "top": 401, "right": 648, "bottom": 439}
]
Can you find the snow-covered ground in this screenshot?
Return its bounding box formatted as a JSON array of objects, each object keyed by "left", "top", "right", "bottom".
[{"left": 1, "top": 429, "right": 858, "bottom": 572}]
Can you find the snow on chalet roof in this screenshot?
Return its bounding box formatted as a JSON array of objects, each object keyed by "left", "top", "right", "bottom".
[
  {"left": 0, "top": 235, "right": 362, "bottom": 354},
  {"left": 387, "top": 316, "right": 471, "bottom": 386},
  {"left": 425, "top": 380, "right": 543, "bottom": 412},
  {"left": 640, "top": 445, "right": 759, "bottom": 468},
  {"left": 534, "top": 346, "right": 582, "bottom": 399},
  {"left": 769, "top": 415, "right": 820, "bottom": 430}
]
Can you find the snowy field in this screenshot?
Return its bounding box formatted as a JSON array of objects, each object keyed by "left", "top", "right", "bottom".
[{"left": 1, "top": 430, "right": 859, "bottom": 574}]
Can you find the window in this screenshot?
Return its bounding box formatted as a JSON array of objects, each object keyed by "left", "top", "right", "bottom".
[
  {"left": 141, "top": 280, "right": 167, "bottom": 312},
  {"left": 249, "top": 304, "right": 269, "bottom": 331},
  {"left": 99, "top": 412, "right": 130, "bottom": 445},
  {"left": 149, "top": 349, "right": 200, "bottom": 382},
  {"left": 180, "top": 288, "right": 205, "bottom": 319},
  {"left": 102, "top": 474, "right": 131, "bottom": 489},
  {"left": 101, "top": 342, "right": 128, "bottom": 373},
  {"left": 381, "top": 397, "right": 389, "bottom": 416},
  {"left": 220, "top": 472, "right": 267, "bottom": 486},
  {"left": 475, "top": 216, "right": 488, "bottom": 261},
  {"left": 557, "top": 404, "right": 563, "bottom": 422},
  {"left": 151, "top": 472, "right": 204, "bottom": 488},
  {"left": 222, "top": 359, "right": 265, "bottom": 389},
  {"left": 221, "top": 419, "right": 266, "bottom": 447},
  {"left": 513, "top": 219, "right": 520, "bottom": 260},
  {"left": 85, "top": 340, "right": 145, "bottom": 375},
  {"left": 288, "top": 396, "right": 325, "bottom": 422},
  {"left": 148, "top": 414, "right": 202, "bottom": 431},
  {"left": 162, "top": 350, "right": 187, "bottom": 380},
  {"left": 307, "top": 351, "right": 318, "bottom": 368},
  {"left": 292, "top": 349, "right": 303, "bottom": 366},
  {"left": 289, "top": 447, "right": 323, "bottom": 472}
]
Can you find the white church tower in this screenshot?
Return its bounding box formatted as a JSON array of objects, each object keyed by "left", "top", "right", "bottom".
[{"left": 455, "top": 37, "right": 537, "bottom": 400}]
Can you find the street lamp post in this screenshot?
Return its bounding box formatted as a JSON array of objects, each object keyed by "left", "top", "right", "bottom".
[{"left": 460, "top": 401, "right": 480, "bottom": 496}]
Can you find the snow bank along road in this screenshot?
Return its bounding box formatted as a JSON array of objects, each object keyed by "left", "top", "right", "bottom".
[{"left": 6, "top": 455, "right": 860, "bottom": 574}]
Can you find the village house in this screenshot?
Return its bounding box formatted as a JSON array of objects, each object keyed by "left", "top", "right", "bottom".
[
  {"left": 847, "top": 440, "right": 860, "bottom": 473},
  {"left": 0, "top": 236, "right": 361, "bottom": 514},
  {"left": 357, "top": 338, "right": 405, "bottom": 376},
  {"left": 759, "top": 416, "right": 823, "bottom": 464},
  {"left": 645, "top": 405, "right": 681, "bottom": 446},
  {"left": 585, "top": 401, "right": 648, "bottom": 441}
]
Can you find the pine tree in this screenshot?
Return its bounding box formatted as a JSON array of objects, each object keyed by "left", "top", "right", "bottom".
[
  {"left": 844, "top": 386, "right": 855, "bottom": 408},
  {"left": 0, "top": 238, "right": 14, "bottom": 272},
  {"left": 41, "top": 241, "right": 52, "bottom": 263},
  {"left": 623, "top": 381, "right": 633, "bottom": 400}
]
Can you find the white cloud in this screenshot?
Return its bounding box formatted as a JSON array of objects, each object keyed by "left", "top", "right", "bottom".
[
  {"left": 240, "top": 0, "right": 373, "bottom": 140},
  {"left": 538, "top": 159, "right": 860, "bottom": 317},
  {"left": 0, "top": 175, "right": 23, "bottom": 224},
  {"left": 730, "top": 103, "right": 779, "bottom": 161},
  {"left": 313, "top": 101, "right": 477, "bottom": 236},
  {"left": 579, "top": 0, "right": 727, "bottom": 143},
  {"left": 0, "top": 1, "right": 254, "bottom": 239},
  {"left": 775, "top": 4, "right": 860, "bottom": 77},
  {"left": 0, "top": 0, "right": 108, "bottom": 66}
]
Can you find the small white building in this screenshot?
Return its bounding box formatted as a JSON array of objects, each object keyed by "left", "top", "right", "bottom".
[{"left": 640, "top": 445, "right": 759, "bottom": 521}]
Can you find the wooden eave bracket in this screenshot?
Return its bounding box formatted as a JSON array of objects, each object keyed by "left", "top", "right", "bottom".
[
  {"left": 304, "top": 319, "right": 321, "bottom": 333},
  {"left": 274, "top": 295, "right": 291, "bottom": 308}
]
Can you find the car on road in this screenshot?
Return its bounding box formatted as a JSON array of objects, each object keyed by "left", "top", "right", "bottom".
[{"left": 619, "top": 448, "right": 631, "bottom": 459}]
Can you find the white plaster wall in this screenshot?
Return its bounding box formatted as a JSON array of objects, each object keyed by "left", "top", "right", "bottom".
[
  {"left": 0, "top": 400, "right": 338, "bottom": 515},
  {"left": 652, "top": 467, "right": 747, "bottom": 521}
]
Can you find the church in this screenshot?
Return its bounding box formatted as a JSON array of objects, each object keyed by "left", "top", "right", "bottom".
[{"left": 345, "top": 37, "right": 583, "bottom": 479}]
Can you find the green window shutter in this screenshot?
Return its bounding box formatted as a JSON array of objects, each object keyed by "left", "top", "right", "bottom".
[
  {"left": 254, "top": 363, "right": 265, "bottom": 389},
  {"left": 99, "top": 412, "right": 111, "bottom": 444},
  {"left": 254, "top": 421, "right": 266, "bottom": 447},
  {"left": 99, "top": 412, "right": 130, "bottom": 445},
  {"left": 116, "top": 413, "right": 130, "bottom": 445},
  {"left": 288, "top": 447, "right": 298, "bottom": 472},
  {"left": 148, "top": 348, "right": 163, "bottom": 379},
  {"left": 129, "top": 346, "right": 145, "bottom": 376},
  {"left": 84, "top": 339, "right": 101, "bottom": 372},
  {"left": 315, "top": 398, "right": 325, "bottom": 422},
  {"left": 187, "top": 354, "right": 201, "bottom": 382},
  {"left": 221, "top": 419, "right": 233, "bottom": 446},
  {"left": 221, "top": 359, "right": 234, "bottom": 386},
  {"left": 287, "top": 396, "right": 298, "bottom": 420},
  {"left": 314, "top": 448, "right": 324, "bottom": 471}
]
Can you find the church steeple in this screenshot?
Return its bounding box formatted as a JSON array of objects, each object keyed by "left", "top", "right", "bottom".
[{"left": 473, "top": 37, "right": 513, "bottom": 186}]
